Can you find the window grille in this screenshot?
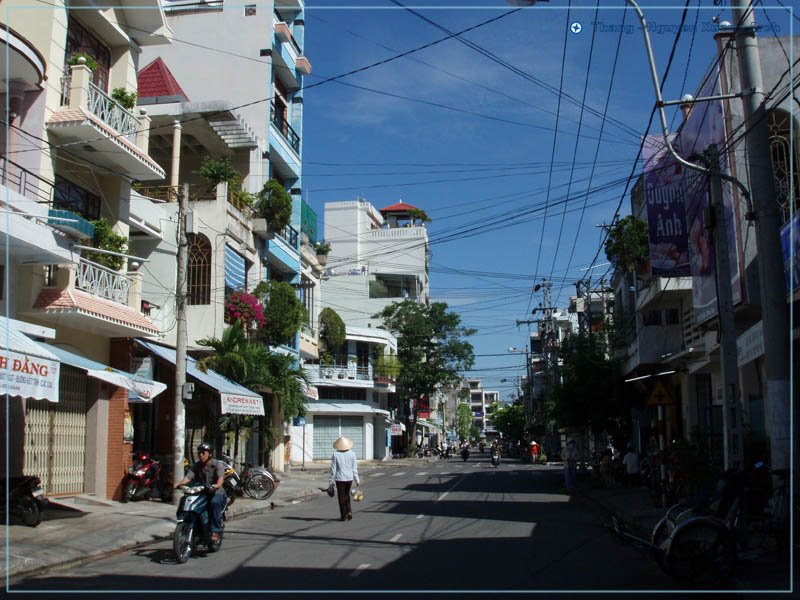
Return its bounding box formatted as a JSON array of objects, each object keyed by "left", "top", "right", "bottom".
[
  {"left": 187, "top": 234, "right": 211, "bottom": 305},
  {"left": 768, "top": 109, "right": 799, "bottom": 224}
]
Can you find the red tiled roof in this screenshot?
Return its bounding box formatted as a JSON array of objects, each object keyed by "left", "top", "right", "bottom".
[
  {"left": 33, "top": 288, "right": 159, "bottom": 334},
  {"left": 380, "top": 202, "right": 418, "bottom": 213},
  {"left": 137, "top": 57, "right": 189, "bottom": 101}
]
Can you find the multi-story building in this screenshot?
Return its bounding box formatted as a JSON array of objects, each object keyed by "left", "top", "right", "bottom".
[
  {"left": 321, "top": 199, "right": 430, "bottom": 328},
  {"left": 290, "top": 326, "right": 396, "bottom": 462},
  {"left": 1, "top": 1, "right": 173, "bottom": 499}
]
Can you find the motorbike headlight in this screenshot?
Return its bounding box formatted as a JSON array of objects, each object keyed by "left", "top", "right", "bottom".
[{"left": 134, "top": 469, "right": 147, "bottom": 476}]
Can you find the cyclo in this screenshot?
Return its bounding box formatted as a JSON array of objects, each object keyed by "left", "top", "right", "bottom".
[{"left": 609, "top": 462, "right": 793, "bottom": 588}]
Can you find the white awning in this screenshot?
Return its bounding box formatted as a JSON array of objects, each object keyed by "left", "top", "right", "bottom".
[
  {"left": 305, "top": 402, "right": 389, "bottom": 416},
  {"left": 0, "top": 317, "right": 60, "bottom": 402}
]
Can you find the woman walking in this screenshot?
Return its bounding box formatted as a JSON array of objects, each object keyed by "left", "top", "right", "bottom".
[
  {"left": 561, "top": 438, "right": 579, "bottom": 492},
  {"left": 329, "top": 436, "right": 360, "bottom": 521}
]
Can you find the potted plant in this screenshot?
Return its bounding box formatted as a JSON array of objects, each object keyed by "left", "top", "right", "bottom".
[
  {"left": 314, "top": 241, "right": 331, "bottom": 266},
  {"left": 320, "top": 352, "right": 334, "bottom": 378},
  {"left": 67, "top": 51, "right": 98, "bottom": 72},
  {"left": 85, "top": 218, "right": 128, "bottom": 270},
  {"left": 257, "top": 179, "right": 292, "bottom": 235},
  {"left": 111, "top": 87, "right": 137, "bottom": 111},
  {"left": 196, "top": 156, "right": 238, "bottom": 188}
]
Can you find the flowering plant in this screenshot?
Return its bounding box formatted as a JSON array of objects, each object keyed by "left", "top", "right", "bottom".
[{"left": 225, "top": 291, "right": 266, "bottom": 330}]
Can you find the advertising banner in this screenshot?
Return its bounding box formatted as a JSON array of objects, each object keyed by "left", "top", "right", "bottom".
[
  {"left": 679, "top": 71, "right": 742, "bottom": 326},
  {"left": 221, "top": 392, "right": 264, "bottom": 416},
  {"left": 780, "top": 211, "right": 800, "bottom": 294},
  {"left": 642, "top": 135, "right": 691, "bottom": 277},
  {"left": 0, "top": 349, "right": 60, "bottom": 402}
]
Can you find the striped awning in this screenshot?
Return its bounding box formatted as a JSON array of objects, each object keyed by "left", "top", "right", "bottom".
[{"left": 224, "top": 244, "right": 246, "bottom": 290}]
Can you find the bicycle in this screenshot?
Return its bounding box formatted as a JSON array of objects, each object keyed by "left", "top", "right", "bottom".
[{"left": 238, "top": 462, "right": 278, "bottom": 500}]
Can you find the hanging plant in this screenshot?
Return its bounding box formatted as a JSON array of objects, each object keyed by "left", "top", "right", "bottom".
[{"left": 85, "top": 218, "right": 128, "bottom": 270}]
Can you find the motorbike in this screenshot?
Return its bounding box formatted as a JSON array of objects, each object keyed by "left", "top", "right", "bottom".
[
  {"left": 461, "top": 447, "right": 470, "bottom": 462},
  {"left": 491, "top": 450, "right": 501, "bottom": 468},
  {"left": 121, "top": 452, "right": 166, "bottom": 502},
  {"left": 173, "top": 483, "right": 228, "bottom": 563},
  {"left": 1, "top": 476, "right": 48, "bottom": 527},
  {"left": 219, "top": 454, "right": 240, "bottom": 506}
]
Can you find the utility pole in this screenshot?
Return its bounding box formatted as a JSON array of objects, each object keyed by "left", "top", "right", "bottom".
[
  {"left": 730, "top": 0, "right": 790, "bottom": 472},
  {"left": 707, "top": 144, "right": 745, "bottom": 470},
  {"left": 172, "top": 183, "right": 189, "bottom": 502}
]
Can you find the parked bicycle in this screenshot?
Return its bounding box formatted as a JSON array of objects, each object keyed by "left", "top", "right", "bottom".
[{"left": 238, "top": 462, "right": 279, "bottom": 500}]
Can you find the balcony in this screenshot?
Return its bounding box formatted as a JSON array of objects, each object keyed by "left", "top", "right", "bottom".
[
  {"left": 270, "top": 103, "right": 301, "bottom": 154},
  {"left": 306, "top": 362, "right": 376, "bottom": 387},
  {"left": 28, "top": 258, "right": 158, "bottom": 337},
  {"left": 47, "top": 63, "right": 165, "bottom": 181}
]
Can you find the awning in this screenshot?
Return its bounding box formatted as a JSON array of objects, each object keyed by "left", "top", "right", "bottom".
[
  {"left": 134, "top": 339, "right": 264, "bottom": 415},
  {"left": 0, "top": 317, "right": 60, "bottom": 402},
  {"left": 43, "top": 344, "right": 166, "bottom": 402},
  {"left": 304, "top": 401, "right": 389, "bottom": 416},
  {"left": 224, "top": 244, "right": 246, "bottom": 290}
]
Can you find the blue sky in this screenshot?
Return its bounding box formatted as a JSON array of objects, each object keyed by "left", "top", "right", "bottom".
[{"left": 300, "top": 0, "right": 794, "bottom": 399}]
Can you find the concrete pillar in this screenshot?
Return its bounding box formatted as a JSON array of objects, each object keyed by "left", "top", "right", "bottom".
[
  {"left": 68, "top": 62, "right": 92, "bottom": 110},
  {"left": 170, "top": 120, "right": 182, "bottom": 191},
  {"left": 136, "top": 109, "right": 151, "bottom": 154}
]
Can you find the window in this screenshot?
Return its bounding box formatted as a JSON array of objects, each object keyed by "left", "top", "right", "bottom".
[
  {"left": 244, "top": 5, "right": 256, "bottom": 16},
  {"left": 65, "top": 16, "right": 112, "bottom": 92},
  {"left": 768, "top": 109, "right": 800, "bottom": 225},
  {"left": 187, "top": 234, "right": 211, "bottom": 305},
  {"left": 54, "top": 177, "right": 101, "bottom": 221},
  {"left": 318, "top": 387, "right": 366, "bottom": 401}
]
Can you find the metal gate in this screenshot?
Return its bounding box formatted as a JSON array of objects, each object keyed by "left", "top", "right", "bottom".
[
  {"left": 23, "top": 366, "right": 87, "bottom": 495},
  {"left": 312, "top": 415, "right": 364, "bottom": 460}
]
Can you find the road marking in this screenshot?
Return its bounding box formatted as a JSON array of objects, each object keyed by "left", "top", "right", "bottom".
[
  {"left": 416, "top": 472, "right": 428, "bottom": 476},
  {"left": 392, "top": 471, "right": 406, "bottom": 477},
  {"left": 434, "top": 474, "right": 464, "bottom": 503},
  {"left": 350, "top": 563, "right": 371, "bottom": 576},
  {"left": 416, "top": 514, "right": 425, "bottom": 519},
  {"left": 390, "top": 533, "right": 403, "bottom": 542},
  {"left": 473, "top": 463, "right": 480, "bottom": 468},
  {"left": 370, "top": 472, "right": 384, "bottom": 477}
]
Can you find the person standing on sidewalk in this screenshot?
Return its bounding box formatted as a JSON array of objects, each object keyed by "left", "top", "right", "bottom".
[
  {"left": 561, "top": 439, "right": 579, "bottom": 492},
  {"left": 329, "top": 437, "right": 360, "bottom": 521}
]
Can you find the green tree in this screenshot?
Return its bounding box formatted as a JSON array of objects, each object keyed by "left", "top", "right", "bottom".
[
  {"left": 456, "top": 403, "right": 473, "bottom": 441},
  {"left": 258, "top": 179, "right": 292, "bottom": 232},
  {"left": 374, "top": 300, "right": 476, "bottom": 451},
  {"left": 546, "top": 334, "right": 633, "bottom": 443},
  {"left": 253, "top": 280, "right": 306, "bottom": 346},
  {"left": 604, "top": 215, "right": 649, "bottom": 273},
  {"left": 492, "top": 402, "right": 527, "bottom": 441}
]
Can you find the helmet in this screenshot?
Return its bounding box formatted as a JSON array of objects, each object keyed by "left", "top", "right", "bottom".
[{"left": 197, "top": 442, "right": 213, "bottom": 455}]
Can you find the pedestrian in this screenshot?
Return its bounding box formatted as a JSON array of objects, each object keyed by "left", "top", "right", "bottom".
[
  {"left": 530, "top": 440, "right": 540, "bottom": 464},
  {"left": 561, "top": 438, "right": 578, "bottom": 492},
  {"left": 329, "top": 436, "right": 360, "bottom": 521},
  {"left": 622, "top": 443, "right": 641, "bottom": 486}
]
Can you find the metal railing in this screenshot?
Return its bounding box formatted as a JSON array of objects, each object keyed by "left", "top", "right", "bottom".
[
  {"left": 61, "top": 76, "right": 139, "bottom": 143},
  {"left": 76, "top": 257, "right": 132, "bottom": 305},
  {"left": 132, "top": 185, "right": 180, "bottom": 203},
  {"left": 281, "top": 224, "right": 299, "bottom": 248},
  {"left": 270, "top": 102, "right": 301, "bottom": 153},
  {"left": 0, "top": 156, "right": 54, "bottom": 205}
]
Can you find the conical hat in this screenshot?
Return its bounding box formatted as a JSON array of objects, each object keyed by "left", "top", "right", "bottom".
[{"left": 333, "top": 436, "right": 353, "bottom": 451}]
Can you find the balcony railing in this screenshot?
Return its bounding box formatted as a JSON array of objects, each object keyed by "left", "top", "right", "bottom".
[
  {"left": 280, "top": 224, "right": 299, "bottom": 248},
  {"left": 76, "top": 257, "right": 132, "bottom": 304},
  {"left": 270, "top": 102, "right": 301, "bottom": 153},
  {"left": 61, "top": 76, "right": 139, "bottom": 143},
  {"left": 0, "top": 157, "right": 53, "bottom": 205},
  {"left": 132, "top": 184, "right": 180, "bottom": 203}
]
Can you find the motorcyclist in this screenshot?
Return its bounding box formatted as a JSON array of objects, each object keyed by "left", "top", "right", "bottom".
[
  {"left": 490, "top": 440, "right": 501, "bottom": 465},
  {"left": 175, "top": 442, "right": 226, "bottom": 543}
]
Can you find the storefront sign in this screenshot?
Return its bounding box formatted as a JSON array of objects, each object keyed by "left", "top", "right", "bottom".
[
  {"left": 220, "top": 392, "right": 264, "bottom": 416},
  {"left": 737, "top": 320, "right": 764, "bottom": 367},
  {"left": 0, "top": 350, "right": 60, "bottom": 402}
]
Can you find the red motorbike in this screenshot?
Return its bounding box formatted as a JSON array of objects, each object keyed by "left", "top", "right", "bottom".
[{"left": 121, "top": 453, "right": 168, "bottom": 502}]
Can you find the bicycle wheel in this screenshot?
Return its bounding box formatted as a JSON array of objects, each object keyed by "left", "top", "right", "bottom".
[
  {"left": 245, "top": 474, "right": 275, "bottom": 500},
  {"left": 665, "top": 519, "right": 735, "bottom": 588}
]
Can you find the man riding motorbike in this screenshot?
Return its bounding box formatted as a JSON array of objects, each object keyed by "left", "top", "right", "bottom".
[{"left": 175, "top": 442, "right": 226, "bottom": 544}]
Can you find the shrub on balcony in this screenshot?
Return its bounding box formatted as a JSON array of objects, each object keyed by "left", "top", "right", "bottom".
[
  {"left": 319, "top": 307, "right": 346, "bottom": 353},
  {"left": 314, "top": 241, "right": 331, "bottom": 256},
  {"left": 257, "top": 179, "right": 292, "bottom": 233},
  {"left": 374, "top": 352, "right": 400, "bottom": 380},
  {"left": 67, "top": 52, "right": 98, "bottom": 72},
  {"left": 111, "top": 87, "right": 137, "bottom": 110},
  {"left": 196, "top": 156, "right": 238, "bottom": 187},
  {"left": 85, "top": 218, "right": 128, "bottom": 270},
  {"left": 253, "top": 280, "right": 306, "bottom": 346}
]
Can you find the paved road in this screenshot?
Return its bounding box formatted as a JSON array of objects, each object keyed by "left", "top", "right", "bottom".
[{"left": 13, "top": 457, "right": 681, "bottom": 594}]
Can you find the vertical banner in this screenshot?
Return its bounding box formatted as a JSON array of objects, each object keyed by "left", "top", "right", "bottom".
[
  {"left": 680, "top": 71, "right": 742, "bottom": 326},
  {"left": 642, "top": 136, "right": 691, "bottom": 277},
  {"left": 780, "top": 211, "right": 800, "bottom": 294}
]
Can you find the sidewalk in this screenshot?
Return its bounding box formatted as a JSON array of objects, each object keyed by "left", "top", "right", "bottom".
[{"left": 2, "top": 458, "right": 655, "bottom": 586}]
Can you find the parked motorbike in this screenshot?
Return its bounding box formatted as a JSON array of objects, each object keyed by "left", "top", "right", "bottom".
[
  {"left": 1, "top": 476, "right": 48, "bottom": 527},
  {"left": 461, "top": 447, "right": 470, "bottom": 462},
  {"left": 491, "top": 450, "right": 501, "bottom": 468},
  {"left": 219, "top": 454, "right": 240, "bottom": 506},
  {"left": 173, "top": 484, "right": 228, "bottom": 563},
  {"left": 122, "top": 453, "right": 167, "bottom": 502}
]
